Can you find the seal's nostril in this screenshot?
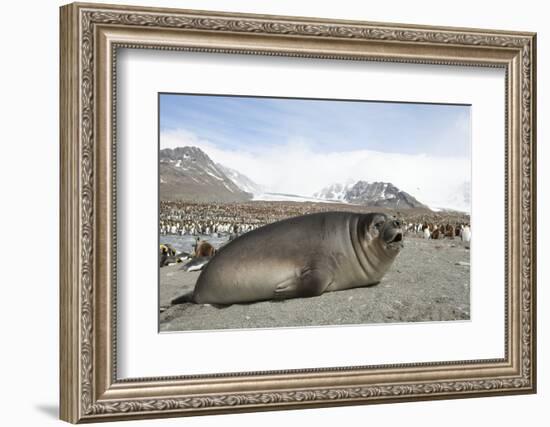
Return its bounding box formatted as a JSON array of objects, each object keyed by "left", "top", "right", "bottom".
[{"left": 393, "top": 220, "right": 401, "bottom": 228}]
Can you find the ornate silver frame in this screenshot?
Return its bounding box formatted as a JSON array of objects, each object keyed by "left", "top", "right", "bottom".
[{"left": 60, "top": 2, "right": 537, "bottom": 423}]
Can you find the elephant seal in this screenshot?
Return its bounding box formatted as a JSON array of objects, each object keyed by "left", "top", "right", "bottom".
[{"left": 173, "top": 211, "right": 403, "bottom": 305}]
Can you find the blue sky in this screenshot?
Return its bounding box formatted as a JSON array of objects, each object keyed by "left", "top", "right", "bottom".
[
  {"left": 160, "top": 93, "right": 470, "bottom": 158},
  {"left": 159, "top": 93, "right": 471, "bottom": 211}
]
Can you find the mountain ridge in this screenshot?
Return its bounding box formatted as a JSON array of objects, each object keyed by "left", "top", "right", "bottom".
[
  {"left": 216, "top": 163, "right": 264, "bottom": 195},
  {"left": 160, "top": 146, "right": 433, "bottom": 210},
  {"left": 315, "top": 180, "right": 428, "bottom": 209},
  {"left": 159, "top": 146, "right": 252, "bottom": 202}
]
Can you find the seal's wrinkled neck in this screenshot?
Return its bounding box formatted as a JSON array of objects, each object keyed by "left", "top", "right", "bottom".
[{"left": 351, "top": 213, "right": 401, "bottom": 282}]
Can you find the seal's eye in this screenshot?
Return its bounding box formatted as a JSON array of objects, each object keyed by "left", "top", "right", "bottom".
[{"left": 374, "top": 221, "right": 385, "bottom": 230}]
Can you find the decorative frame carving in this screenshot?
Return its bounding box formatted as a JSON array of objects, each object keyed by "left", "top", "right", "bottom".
[{"left": 60, "top": 2, "right": 536, "bottom": 423}]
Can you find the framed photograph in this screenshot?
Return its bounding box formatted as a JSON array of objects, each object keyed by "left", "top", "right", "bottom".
[{"left": 60, "top": 2, "right": 537, "bottom": 423}]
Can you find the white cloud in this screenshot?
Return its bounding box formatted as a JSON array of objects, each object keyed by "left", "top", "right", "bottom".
[{"left": 161, "top": 129, "right": 471, "bottom": 212}]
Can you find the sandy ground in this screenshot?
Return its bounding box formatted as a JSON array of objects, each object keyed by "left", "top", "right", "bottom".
[{"left": 159, "top": 236, "right": 470, "bottom": 332}]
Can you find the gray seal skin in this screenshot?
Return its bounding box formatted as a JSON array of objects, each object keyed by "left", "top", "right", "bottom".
[{"left": 184, "top": 211, "right": 403, "bottom": 305}]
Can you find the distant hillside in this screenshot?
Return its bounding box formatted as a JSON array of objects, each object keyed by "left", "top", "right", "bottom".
[
  {"left": 160, "top": 146, "right": 252, "bottom": 202},
  {"left": 315, "top": 181, "right": 428, "bottom": 209},
  {"left": 313, "top": 182, "right": 349, "bottom": 203},
  {"left": 216, "top": 163, "right": 264, "bottom": 195}
]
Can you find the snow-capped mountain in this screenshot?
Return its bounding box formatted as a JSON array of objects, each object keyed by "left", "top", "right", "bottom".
[
  {"left": 315, "top": 181, "right": 428, "bottom": 209},
  {"left": 160, "top": 147, "right": 434, "bottom": 210},
  {"left": 216, "top": 163, "right": 265, "bottom": 195},
  {"left": 159, "top": 146, "right": 252, "bottom": 202},
  {"left": 313, "top": 182, "right": 350, "bottom": 202}
]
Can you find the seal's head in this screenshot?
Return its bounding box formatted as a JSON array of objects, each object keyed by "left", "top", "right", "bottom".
[{"left": 366, "top": 213, "right": 404, "bottom": 253}]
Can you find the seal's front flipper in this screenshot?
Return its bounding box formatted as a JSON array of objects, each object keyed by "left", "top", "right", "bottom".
[
  {"left": 274, "top": 278, "right": 299, "bottom": 300},
  {"left": 171, "top": 290, "right": 195, "bottom": 305},
  {"left": 274, "top": 268, "right": 332, "bottom": 300}
]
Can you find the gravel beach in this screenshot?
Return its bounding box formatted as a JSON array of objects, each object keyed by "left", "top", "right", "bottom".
[{"left": 159, "top": 235, "right": 470, "bottom": 332}]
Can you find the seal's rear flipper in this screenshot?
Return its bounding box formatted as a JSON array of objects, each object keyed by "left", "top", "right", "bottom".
[{"left": 171, "top": 290, "right": 195, "bottom": 305}]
